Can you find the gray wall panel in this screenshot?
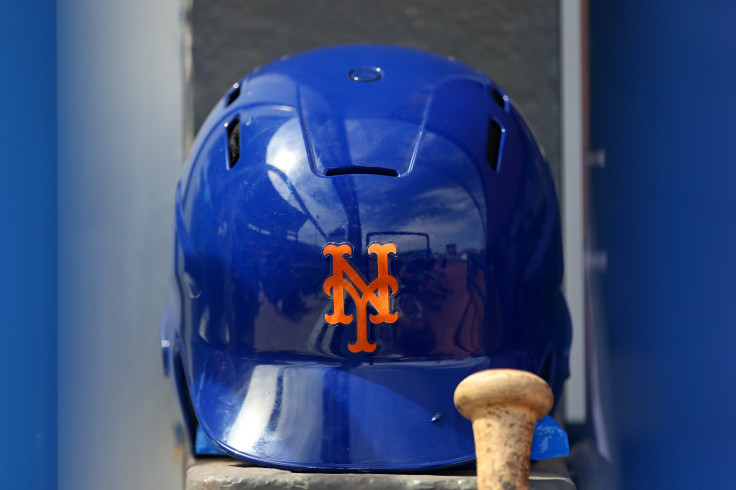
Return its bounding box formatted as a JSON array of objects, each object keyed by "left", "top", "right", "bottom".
[{"left": 58, "top": 0, "right": 185, "bottom": 488}]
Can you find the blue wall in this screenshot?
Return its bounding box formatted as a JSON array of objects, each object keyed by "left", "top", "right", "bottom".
[
  {"left": 0, "top": 1, "right": 57, "bottom": 488},
  {"left": 590, "top": 1, "right": 736, "bottom": 487}
]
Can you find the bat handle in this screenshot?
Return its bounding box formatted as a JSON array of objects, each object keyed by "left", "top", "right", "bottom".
[{"left": 454, "top": 369, "right": 554, "bottom": 490}]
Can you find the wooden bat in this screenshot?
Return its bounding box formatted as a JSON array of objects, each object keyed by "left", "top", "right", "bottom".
[{"left": 454, "top": 369, "right": 554, "bottom": 490}]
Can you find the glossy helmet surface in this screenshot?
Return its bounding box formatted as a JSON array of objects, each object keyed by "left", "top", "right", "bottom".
[{"left": 162, "top": 44, "right": 571, "bottom": 471}]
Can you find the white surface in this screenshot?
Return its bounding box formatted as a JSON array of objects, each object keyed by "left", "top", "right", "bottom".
[
  {"left": 57, "top": 1, "right": 185, "bottom": 488},
  {"left": 560, "top": 0, "right": 586, "bottom": 423}
]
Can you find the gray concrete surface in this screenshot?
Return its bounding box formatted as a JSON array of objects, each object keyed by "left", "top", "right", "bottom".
[{"left": 187, "top": 458, "right": 575, "bottom": 489}]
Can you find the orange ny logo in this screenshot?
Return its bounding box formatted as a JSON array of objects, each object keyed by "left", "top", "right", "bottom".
[{"left": 323, "top": 243, "right": 399, "bottom": 353}]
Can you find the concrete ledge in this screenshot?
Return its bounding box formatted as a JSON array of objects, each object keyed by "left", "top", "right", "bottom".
[{"left": 187, "top": 458, "right": 575, "bottom": 489}]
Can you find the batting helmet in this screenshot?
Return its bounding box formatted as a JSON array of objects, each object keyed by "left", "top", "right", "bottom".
[{"left": 162, "top": 44, "right": 571, "bottom": 471}]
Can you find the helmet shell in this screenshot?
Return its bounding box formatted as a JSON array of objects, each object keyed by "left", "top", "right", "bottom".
[{"left": 162, "top": 44, "right": 571, "bottom": 471}]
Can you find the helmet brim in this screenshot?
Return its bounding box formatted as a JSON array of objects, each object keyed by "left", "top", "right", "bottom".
[{"left": 188, "top": 349, "right": 489, "bottom": 471}]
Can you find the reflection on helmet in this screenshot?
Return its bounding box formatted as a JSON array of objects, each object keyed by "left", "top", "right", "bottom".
[{"left": 162, "top": 44, "right": 571, "bottom": 471}]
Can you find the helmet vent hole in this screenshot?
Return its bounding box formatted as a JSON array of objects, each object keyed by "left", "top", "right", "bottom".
[
  {"left": 226, "top": 116, "right": 240, "bottom": 169},
  {"left": 491, "top": 87, "right": 508, "bottom": 111},
  {"left": 324, "top": 166, "right": 398, "bottom": 177},
  {"left": 486, "top": 119, "right": 504, "bottom": 172},
  {"left": 225, "top": 83, "right": 240, "bottom": 107}
]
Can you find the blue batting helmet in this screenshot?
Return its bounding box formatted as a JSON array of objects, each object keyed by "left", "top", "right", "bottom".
[{"left": 161, "top": 44, "right": 571, "bottom": 471}]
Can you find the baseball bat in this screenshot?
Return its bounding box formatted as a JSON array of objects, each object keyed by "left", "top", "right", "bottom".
[{"left": 454, "top": 369, "right": 554, "bottom": 490}]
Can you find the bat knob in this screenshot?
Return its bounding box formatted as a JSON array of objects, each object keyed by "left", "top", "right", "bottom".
[{"left": 454, "top": 369, "right": 554, "bottom": 490}]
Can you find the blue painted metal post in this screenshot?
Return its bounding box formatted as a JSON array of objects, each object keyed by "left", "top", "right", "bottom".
[
  {"left": 0, "top": 2, "right": 57, "bottom": 489},
  {"left": 590, "top": 1, "right": 736, "bottom": 487}
]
